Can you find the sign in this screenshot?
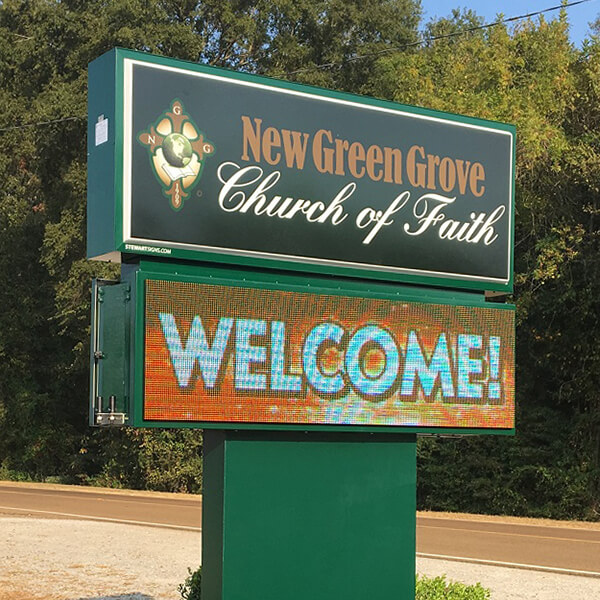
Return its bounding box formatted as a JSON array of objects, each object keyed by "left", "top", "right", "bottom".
[
  {"left": 88, "top": 49, "right": 515, "bottom": 291},
  {"left": 143, "top": 278, "right": 515, "bottom": 431}
]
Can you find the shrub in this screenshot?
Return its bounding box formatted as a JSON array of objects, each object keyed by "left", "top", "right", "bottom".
[
  {"left": 178, "top": 568, "right": 490, "bottom": 600},
  {"left": 416, "top": 575, "right": 491, "bottom": 599},
  {"left": 178, "top": 566, "right": 201, "bottom": 600}
]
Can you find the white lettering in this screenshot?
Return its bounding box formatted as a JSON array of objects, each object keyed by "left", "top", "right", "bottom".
[
  {"left": 217, "top": 162, "right": 349, "bottom": 226},
  {"left": 359, "top": 191, "right": 410, "bottom": 245}
]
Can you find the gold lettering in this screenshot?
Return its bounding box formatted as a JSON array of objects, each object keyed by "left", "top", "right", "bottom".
[
  {"left": 383, "top": 147, "right": 402, "bottom": 184},
  {"left": 348, "top": 142, "right": 366, "bottom": 178},
  {"left": 455, "top": 160, "right": 471, "bottom": 195},
  {"left": 426, "top": 154, "right": 440, "bottom": 190},
  {"left": 407, "top": 145, "right": 426, "bottom": 188},
  {"left": 470, "top": 163, "right": 486, "bottom": 197},
  {"left": 281, "top": 129, "right": 310, "bottom": 169},
  {"left": 263, "top": 127, "right": 281, "bottom": 165},
  {"left": 439, "top": 157, "right": 456, "bottom": 192},
  {"left": 335, "top": 139, "right": 349, "bottom": 175},
  {"left": 366, "top": 145, "right": 384, "bottom": 181},
  {"left": 241, "top": 116, "right": 262, "bottom": 162},
  {"left": 313, "top": 129, "right": 334, "bottom": 174}
]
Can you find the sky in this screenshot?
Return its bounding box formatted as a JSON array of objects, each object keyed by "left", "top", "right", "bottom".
[{"left": 421, "top": 0, "right": 599, "bottom": 46}]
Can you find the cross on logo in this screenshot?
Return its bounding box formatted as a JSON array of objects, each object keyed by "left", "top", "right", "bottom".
[{"left": 138, "top": 99, "right": 215, "bottom": 210}]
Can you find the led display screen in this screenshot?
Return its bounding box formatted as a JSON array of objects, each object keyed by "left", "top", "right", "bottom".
[{"left": 144, "top": 280, "right": 515, "bottom": 430}]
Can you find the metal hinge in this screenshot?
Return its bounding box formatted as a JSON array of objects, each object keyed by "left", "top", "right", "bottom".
[{"left": 94, "top": 395, "right": 127, "bottom": 427}]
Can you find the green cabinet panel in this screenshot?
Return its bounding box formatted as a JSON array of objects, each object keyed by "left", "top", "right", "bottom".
[
  {"left": 203, "top": 431, "right": 417, "bottom": 600},
  {"left": 90, "top": 280, "right": 131, "bottom": 425}
]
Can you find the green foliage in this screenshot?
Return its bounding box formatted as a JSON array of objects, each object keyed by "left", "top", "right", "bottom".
[
  {"left": 416, "top": 575, "right": 490, "bottom": 600},
  {"left": 178, "top": 566, "right": 202, "bottom": 600},
  {"left": 86, "top": 429, "right": 203, "bottom": 492},
  {"left": 417, "top": 405, "right": 597, "bottom": 519},
  {"left": 176, "top": 568, "right": 490, "bottom": 600},
  {"left": 369, "top": 7, "right": 600, "bottom": 520},
  {"left": 255, "top": 0, "right": 422, "bottom": 92},
  {"left": 0, "top": 0, "right": 421, "bottom": 491},
  {"left": 0, "top": 0, "right": 599, "bottom": 519}
]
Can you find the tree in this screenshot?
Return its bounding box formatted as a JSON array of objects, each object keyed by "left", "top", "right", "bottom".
[
  {"left": 2, "top": 1, "right": 598, "bottom": 519},
  {"left": 371, "top": 9, "right": 600, "bottom": 519},
  {"left": 0, "top": 0, "right": 422, "bottom": 488}
]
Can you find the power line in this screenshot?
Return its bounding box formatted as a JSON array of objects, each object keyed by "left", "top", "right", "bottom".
[
  {"left": 6, "top": 31, "right": 32, "bottom": 41},
  {"left": 286, "top": 0, "right": 596, "bottom": 76},
  {"left": 0, "top": 0, "right": 594, "bottom": 132},
  {"left": 0, "top": 116, "right": 82, "bottom": 134}
]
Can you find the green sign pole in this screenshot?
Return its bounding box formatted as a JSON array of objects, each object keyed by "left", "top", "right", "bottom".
[{"left": 202, "top": 430, "right": 416, "bottom": 600}]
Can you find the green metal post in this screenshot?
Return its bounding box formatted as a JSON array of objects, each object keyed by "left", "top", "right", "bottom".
[{"left": 202, "top": 430, "right": 416, "bottom": 600}]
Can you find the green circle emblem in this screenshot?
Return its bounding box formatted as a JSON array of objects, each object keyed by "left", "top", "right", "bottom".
[{"left": 163, "top": 133, "right": 193, "bottom": 168}]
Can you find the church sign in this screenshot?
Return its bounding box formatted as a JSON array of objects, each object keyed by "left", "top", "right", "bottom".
[{"left": 88, "top": 48, "right": 515, "bottom": 292}]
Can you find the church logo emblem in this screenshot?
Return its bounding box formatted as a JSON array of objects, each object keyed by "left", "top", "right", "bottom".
[{"left": 138, "top": 100, "right": 215, "bottom": 210}]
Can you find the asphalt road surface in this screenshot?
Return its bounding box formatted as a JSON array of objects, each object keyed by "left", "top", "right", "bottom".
[{"left": 1, "top": 481, "right": 599, "bottom": 577}]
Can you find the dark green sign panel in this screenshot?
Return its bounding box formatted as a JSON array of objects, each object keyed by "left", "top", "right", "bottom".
[{"left": 88, "top": 48, "right": 515, "bottom": 291}]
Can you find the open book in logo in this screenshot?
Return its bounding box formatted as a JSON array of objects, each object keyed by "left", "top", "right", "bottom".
[{"left": 138, "top": 100, "right": 215, "bottom": 210}]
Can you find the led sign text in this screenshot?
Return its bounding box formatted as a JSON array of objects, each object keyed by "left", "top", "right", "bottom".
[
  {"left": 144, "top": 280, "right": 515, "bottom": 429},
  {"left": 159, "top": 314, "right": 501, "bottom": 402}
]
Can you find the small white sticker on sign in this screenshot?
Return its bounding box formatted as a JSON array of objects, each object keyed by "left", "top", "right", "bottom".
[{"left": 95, "top": 116, "right": 108, "bottom": 146}]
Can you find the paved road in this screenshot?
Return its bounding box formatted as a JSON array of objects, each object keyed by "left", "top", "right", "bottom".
[
  {"left": 0, "top": 482, "right": 202, "bottom": 531},
  {"left": 417, "top": 514, "right": 600, "bottom": 575},
  {"left": 1, "top": 482, "right": 599, "bottom": 576}
]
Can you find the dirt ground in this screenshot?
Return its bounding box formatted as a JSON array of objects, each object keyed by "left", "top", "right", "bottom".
[
  {"left": 1, "top": 515, "right": 600, "bottom": 599},
  {"left": 0, "top": 517, "right": 200, "bottom": 600}
]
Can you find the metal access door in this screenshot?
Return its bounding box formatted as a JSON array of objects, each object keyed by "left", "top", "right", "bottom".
[{"left": 89, "top": 279, "right": 131, "bottom": 426}]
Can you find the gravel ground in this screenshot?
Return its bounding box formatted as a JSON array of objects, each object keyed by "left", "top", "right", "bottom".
[
  {"left": 417, "top": 557, "right": 600, "bottom": 599},
  {"left": 0, "top": 518, "right": 200, "bottom": 600},
  {"left": 1, "top": 516, "right": 600, "bottom": 599}
]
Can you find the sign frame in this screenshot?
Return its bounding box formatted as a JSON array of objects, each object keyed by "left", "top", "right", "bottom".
[
  {"left": 88, "top": 48, "right": 516, "bottom": 292},
  {"left": 125, "top": 260, "right": 515, "bottom": 435}
]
